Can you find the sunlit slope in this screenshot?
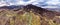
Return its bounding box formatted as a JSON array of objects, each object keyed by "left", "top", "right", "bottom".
[
  {"left": 0, "top": 9, "right": 40, "bottom": 25},
  {"left": 0, "top": 4, "right": 60, "bottom": 25}
]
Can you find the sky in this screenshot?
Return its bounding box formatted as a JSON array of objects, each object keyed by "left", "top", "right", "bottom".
[{"left": 0, "top": 0, "right": 60, "bottom": 8}]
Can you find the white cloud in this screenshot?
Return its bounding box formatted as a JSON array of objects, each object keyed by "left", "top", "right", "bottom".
[
  {"left": 46, "top": 0, "right": 60, "bottom": 5},
  {"left": 19, "top": 0, "right": 39, "bottom": 5},
  {"left": 0, "top": 0, "right": 60, "bottom": 8},
  {"left": 18, "top": 0, "right": 60, "bottom": 8}
]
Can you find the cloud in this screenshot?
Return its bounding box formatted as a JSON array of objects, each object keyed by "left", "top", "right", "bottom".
[
  {"left": 0, "top": 0, "right": 60, "bottom": 8},
  {"left": 46, "top": 0, "right": 60, "bottom": 5},
  {"left": 19, "top": 0, "right": 39, "bottom": 5}
]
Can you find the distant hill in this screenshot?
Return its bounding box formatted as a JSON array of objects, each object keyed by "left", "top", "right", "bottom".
[
  {"left": 0, "top": 4, "right": 60, "bottom": 25},
  {"left": 0, "top": 4, "right": 60, "bottom": 16}
]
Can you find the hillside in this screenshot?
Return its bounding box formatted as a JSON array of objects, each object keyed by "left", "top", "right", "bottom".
[{"left": 0, "top": 4, "right": 60, "bottom": 25}]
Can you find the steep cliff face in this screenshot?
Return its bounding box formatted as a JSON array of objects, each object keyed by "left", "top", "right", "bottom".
[{"left": 0, "top": 4, "right": 60, "bottom": 25}]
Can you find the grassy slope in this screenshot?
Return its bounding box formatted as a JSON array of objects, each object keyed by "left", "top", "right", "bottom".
[
  {"left": 0, "top": 5, "right": 60, "bottom": 25},
  {"left": 0, "top": 9, "right": 40, "bottom": 25}
]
